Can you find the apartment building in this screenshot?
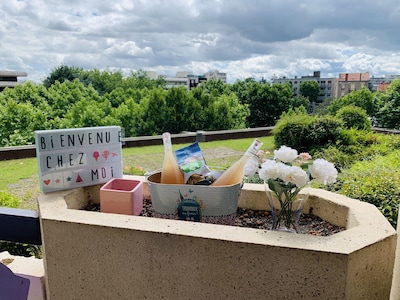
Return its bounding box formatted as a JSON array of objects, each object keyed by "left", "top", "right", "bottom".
[
  {"left": 0, "top": 70, "right": 27, "bottom": 91},
  {"left": 272, "top": 71, "right": 334, "bottom": 103},
  {"left": 332, "top": 72, "right": 370, "bottom": 98},
  {"left": 369, "top": 74, "right": 400, "bottom": 91},
  {"left": 272, "top": 71, "right": 397, "bottom": 101}
]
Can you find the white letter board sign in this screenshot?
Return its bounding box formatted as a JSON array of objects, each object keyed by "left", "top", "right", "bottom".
[{"left": 35, "top": 126, "right": 123, "bottom": 193}]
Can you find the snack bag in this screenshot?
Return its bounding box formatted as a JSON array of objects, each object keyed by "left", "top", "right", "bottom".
[{"left": 175, "top": 142, "right": 213, "bottom": 184}]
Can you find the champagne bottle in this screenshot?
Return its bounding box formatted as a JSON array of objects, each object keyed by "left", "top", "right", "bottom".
[
  {"left": 211, "top": 138, "right": 263, "bottom": 186},
  {"left": 160, "top": 132, "right": 185, "bottom": 184}
]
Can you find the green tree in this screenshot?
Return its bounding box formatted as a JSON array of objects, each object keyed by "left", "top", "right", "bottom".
[
  {"left": 328, "top": 87, "right": 377, "bottom": 117},
  {"left": 0, "top": 82, "right": 52, "bottom": 146},
  {"left": 111, "top": 98, "right": 141, "bottom": 137},
  {"left": 103, "top": 87, "right": 143, "bottom": 108},
  {"left": 377, "top": 79, "right": 400, "bottom": 129},
  {"left": 0, "top": 82, "right": 48, "bottom": 109},
  {"left": 0, "top": 99, "right": 50, "bottom": 146},
  {"left": 233, "top": 80, "right": 295, "bottom": 127},
  {"left": 202, "top": 93, "right": 249, "bottom": 130},
  {"left": 299, "top": 81, "right": 320, "bottom": 103},
  {"left": 292, "top": 95, "right": 310, "bottom": 111},
  {"left": 43, "top": 64, "right": 83, "bottom": 88},
  {"left": 164, "top": 86, "right": 200, "bottom": 133},
  {"left": 79, "top": 69, "right": 124, "bottom": 95},
  {"left": 135, "top": 88, "right": 167, "bottom": 135},
  {"left": 46, "top": 79, "right": 100, "bottom": 119},
  {"left": 313, "top": 97, "right": 335, "bottom": 115},
  {"left": 196, "top": 78, "right": 229, "bottom": 97},
  {"left": 60, "top": 98, "right": 117, "bottom": 128},
  {"left": 230, "top": 78, "right": 257, "bottom": 104},
  {"left": 124, "top": 69, "right": 166, "bottom": 90}
]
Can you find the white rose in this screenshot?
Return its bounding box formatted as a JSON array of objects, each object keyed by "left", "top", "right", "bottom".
[
  {"left": 275, "top": 162, "right": 289, "bottom": 179},
  {"left": 281, "top": 165, "right": 309, "bottom": 188},
  {"left": 309, "top": 158, "right": 338, "bottom": 184},
  {"left": 259, "top": 159, "right": 278, "bottom": 181},
  {"left": 274, "top": 146, "right": 298, "bottom": 163}
]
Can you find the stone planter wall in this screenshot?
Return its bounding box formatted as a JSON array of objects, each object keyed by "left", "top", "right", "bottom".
[{"left": 38, "top": 175, "right": 397, "bottom": 300}]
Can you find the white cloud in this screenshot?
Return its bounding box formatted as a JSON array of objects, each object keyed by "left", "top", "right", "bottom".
[
  {"left": 105, "top": 41, "right": 154, "bottom": 58},
  {"left": 1, "top": 0, "right": 400, "bottom": 83}
]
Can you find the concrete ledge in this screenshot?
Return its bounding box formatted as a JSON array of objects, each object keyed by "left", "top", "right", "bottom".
[{"left": 38, "top": 176, "right": 396, "bottom": 299}]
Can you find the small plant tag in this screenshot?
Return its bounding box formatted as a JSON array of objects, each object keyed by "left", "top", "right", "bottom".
[{"left": 178, "top": 197, "right": 201, "bottom": 221}]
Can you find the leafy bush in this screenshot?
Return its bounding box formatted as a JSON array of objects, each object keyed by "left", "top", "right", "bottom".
[
  {"left": 123, "top": 166, "right": 146, "bottom": 176},
  {"left": 305, "top": 116, "right": 343, "bottom": 152},
  {"left": 313, "top": 145, "right": 354, "bottom": 171},
  {"left": 0, "top": 241, "right": 42, "bottom": 258},
  {"left": 0, "top": 191, "right": 21, "bottom": 207},
  {"left": 335, "top": 105, "right": 372, "bottom": 130},
  {"left": 337, "top": 150, "right": 400, "bottom": 228},
  {"left": 274, "top": 108, "right": 342, "bottom": 153},
  {"left": 315, "top": 131, "right": 399, "bottom": 170},
  {"left": 273, "top": 107, "right": 313, "bottom": 152}
]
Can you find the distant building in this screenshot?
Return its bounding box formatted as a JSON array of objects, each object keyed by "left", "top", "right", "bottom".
[
  {"left": 272, "top": 71, "right": 334, "bottom": 103},
  {"left": 149, "top": 70, "right": 227, "bottom": 90},
  {"left": 369, "top": 74, "right": 400, "bottom": 92},
  {"left": 332, "top": 72, "right": 370, "bottom": 98},
  {"left": 145, "top": 71, "right": 158, "bottom": 80},
  {"left": 187, "top": 74, "right": 207, "bottom": 89},
  {"left": 377, "top": 82, "right": 391, "bottom": 92},
  {"left": 0, "top": 70, "right": 27, "bottom": 91},
  {"left": 204, "top": 70, "right": 227, "bottom": 82}
]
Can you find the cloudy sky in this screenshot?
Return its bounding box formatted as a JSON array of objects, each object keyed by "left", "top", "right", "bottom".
[{"left": 1, "top": 0, "right": 400, "bottom": 83}]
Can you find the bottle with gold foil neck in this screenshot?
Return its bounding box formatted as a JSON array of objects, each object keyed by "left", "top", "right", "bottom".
[
  {"left": 211, "top": 138, "right": 263, "bottom": 186},
  {"left": 160, "top": 132, "right": 185, "bottom": 184}
]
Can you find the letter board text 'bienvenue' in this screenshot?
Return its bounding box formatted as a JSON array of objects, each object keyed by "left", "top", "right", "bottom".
[{"left": 35, "top": 126, "right": 123, "bottom": 193}]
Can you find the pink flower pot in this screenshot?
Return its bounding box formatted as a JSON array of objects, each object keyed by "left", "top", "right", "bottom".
[{"left": 100, "top": 178, "right": 143, "bottom": 215}]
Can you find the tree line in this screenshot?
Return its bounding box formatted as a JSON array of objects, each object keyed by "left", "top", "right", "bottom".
[{"left": 0, "top": 65, "right": 399, "bottom": 147}]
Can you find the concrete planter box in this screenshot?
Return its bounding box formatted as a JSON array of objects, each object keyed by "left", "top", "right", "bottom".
[{"left": 38, "top": 176, "right": 396, "bottom": 300}]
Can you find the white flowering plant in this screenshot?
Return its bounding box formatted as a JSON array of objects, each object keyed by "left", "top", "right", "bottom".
[
  {"left": 245, "top": 145, "right": 337, "bottom": 189},
  {"left": 244, "top": 145, "right": 338, "bottom": 232}
]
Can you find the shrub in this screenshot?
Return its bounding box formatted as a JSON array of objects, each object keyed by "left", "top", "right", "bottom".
[
  {"left": 123, "top": 166, "right": 146, "bottom": 176},
  {"left": 0, "top": 191, "right": 21, "bottom": 208},
  {"left": 305, "top": 116, "right": 343, "bottom": 152},
  {"left": 335, "top": 105, "right": 372, "bottom": 130},
  {"left": 274, "top": 109, "right": 343, "bottom": 154},
  {"left": 337, "top": 150, "right": 400, "bottom": 228},
  {"left": 0, "top": 241, "right": 42, "bottom": 258},
  {"left": 313, "top": 145, "right": 354, "bottom": 171},
  {"left": 339, "top": 128, "right": 374, "bottom": 147},
  {"left": 273, "top": 107, "right": 313, "bottom": 152}
]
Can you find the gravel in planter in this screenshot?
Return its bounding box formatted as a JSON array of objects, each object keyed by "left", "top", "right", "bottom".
[{"left": 84, "top": 198, "right": 345, "bottom": 236}]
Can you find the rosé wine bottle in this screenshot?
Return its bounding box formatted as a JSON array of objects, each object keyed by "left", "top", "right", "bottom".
[
  {"left": 160, "top": 132, "right": 185, "bottom": 184},
  {"left": 211, "top": 138, "right": 263, "bottom": 186}
]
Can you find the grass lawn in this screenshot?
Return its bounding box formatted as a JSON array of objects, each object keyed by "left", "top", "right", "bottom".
[{"left": 0, "top": 158, "right": 38, "bottom": 191}]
